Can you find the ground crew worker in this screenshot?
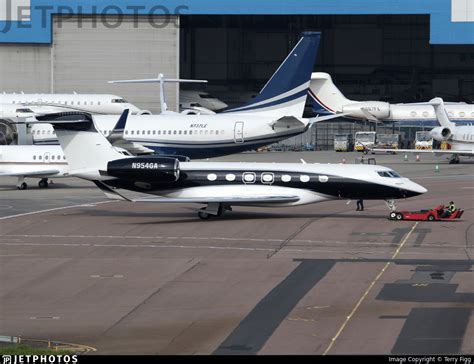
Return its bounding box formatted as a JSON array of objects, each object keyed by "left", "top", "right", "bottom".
[
  {"left": 441, "top": 201, "right": 456, "bottom": 218},
  {"left": 447, "top": 201, "right": 456, "bottom": 214}
]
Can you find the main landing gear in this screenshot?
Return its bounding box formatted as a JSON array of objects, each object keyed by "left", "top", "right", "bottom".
[
  {"left": 38, "top": 178, "right": 49, "bottom": 188},
  {"left": 16, "top": 177, "right": 27, "bottom": 190},
  {"left": 448, "top": 155, "right": 460, "bottom": 164},
  {"left": 16, "top": 178, "right": 50, "bottom": 190},
  {"left": 197, "top": 203, "right": 232, "bottom": 220}
]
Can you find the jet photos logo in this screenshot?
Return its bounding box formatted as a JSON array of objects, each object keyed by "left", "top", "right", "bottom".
[
  {"left": 0, "top": 0, "right": 187, "bottom": 33},
  {"left": 1, "top": 355, "right": 78, "bottom": 364}
]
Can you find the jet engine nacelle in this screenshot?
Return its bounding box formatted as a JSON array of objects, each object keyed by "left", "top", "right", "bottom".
[
  {"left": 107, "top": 157, "right": 180, "bottom": 182},
  {"left": 429, "top": 126, "right": 452, "bottom": 141},
  {"left": 342, "top": 102, "right": 390, "bottom": 119},
  {"left": 137, "top": 110, "right": 152, "bottom": 115}
]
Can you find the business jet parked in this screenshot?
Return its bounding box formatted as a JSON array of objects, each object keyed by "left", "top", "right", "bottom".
[
  {"left": 1, "top": 112, "right": 132, "bottom": 189},
  {"left": 0, "top": 145, "right": 68, "bottom": 189},
  {"left": 38, "top": 112, "right": 426, "bottom": 219},
  {"left": 29, "top": 32, "right": 345, "bottom": 158},
  {"left": 0, "top": 93, "right": 143, "bottom": 117},
  {"left": 372, "top": 98, "right": 474, "bottom": 164},
  {"left": 308, "top": 73, "right": 474, "bottom": 126}
]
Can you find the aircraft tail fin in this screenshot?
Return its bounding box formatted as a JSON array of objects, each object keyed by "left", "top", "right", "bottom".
[
  {"left": 225, "top": 32, "right": 321, "bottom": 117},
  {"left": 308, "top": 72, "right": 352, "bottom": 114},
  {"left": 35, "top": 111, "right": 126, "bottom": 178},
  {"left": 429, "top": 97, "right": 455, "bottom": 128}
]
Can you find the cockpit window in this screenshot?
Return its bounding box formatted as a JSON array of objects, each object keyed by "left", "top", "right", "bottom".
[
  {"left": 16, "top": 108, "right": 34, "bottom": 113},
  {"left": 111, "top": 98, "right": 127, "bottom": 103},
  {"left": 377, "top": 170, "right": 401, "bottom": 178}
]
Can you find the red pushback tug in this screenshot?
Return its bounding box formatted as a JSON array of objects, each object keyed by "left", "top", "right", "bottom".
[{"left": 389, "top": 205, "right": 464, "bottom": 221}]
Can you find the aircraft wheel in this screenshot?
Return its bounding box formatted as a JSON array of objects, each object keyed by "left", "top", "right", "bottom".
[
  {"left": 198, "top": 209, "right": 211, "bottom": 220},
  {"left": 427, "top": 215, "right": 435, "bottom": 221},
  {"left": 389, "top": 212, "right": 397, "bottom": 220},
  {"left": 396, "top": 213, "right": 403, "bottom": 220},
  {"left": 17, "top": 182, "right": 27, "bottom": 190},
  {"left": 38, "top": 179, "right": 49, "bottom": 188}
]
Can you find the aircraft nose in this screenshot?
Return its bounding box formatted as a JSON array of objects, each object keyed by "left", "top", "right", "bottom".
[{"left": 406, "top": 180, "right": 428, "bottom": 196}]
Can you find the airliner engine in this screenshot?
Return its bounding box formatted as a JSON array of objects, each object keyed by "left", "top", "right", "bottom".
[
  {"left": 107, "top": 157, "right": 180, "bottom": 182},
  {"left": 430, "top": 126, "right": 453, "bottom": 141}
]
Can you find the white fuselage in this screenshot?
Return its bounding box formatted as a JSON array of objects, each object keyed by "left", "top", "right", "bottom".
[
  {"left": 29, "top": 113, "right": 308, "bottom": 158},
  {"left": 0, "top": 94, "right": 141, "bottom": 116},
  {"left": 446, "top": 125, "right": 474, "bottom": 153},
  {"left": 309, "top": 72, "right": 474, "bottom": 126},
  {"left": 0, "top": 145, "right": 69, "bottom": 178}
]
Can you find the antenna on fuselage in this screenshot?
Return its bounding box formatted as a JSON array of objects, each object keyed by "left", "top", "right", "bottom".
[{"left": 108, "top": 74, "right": 208, "bottom": 114}]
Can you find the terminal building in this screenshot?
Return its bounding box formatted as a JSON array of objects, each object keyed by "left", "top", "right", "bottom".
[{"left": 1, "top": 0, "right": 473, "bottom": 149}]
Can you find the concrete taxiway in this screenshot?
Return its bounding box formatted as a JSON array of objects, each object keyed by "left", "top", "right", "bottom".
[{"left": 0, "top": 151, "right": 473, "bottom": 354}]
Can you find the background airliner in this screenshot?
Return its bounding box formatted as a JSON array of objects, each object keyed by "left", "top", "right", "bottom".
[
  {"left": 28, "top": 32, "right": 345, "bottom": 158},
  {"left": 308, "top": 72, "right": 474, "bottom": 126},
  {"left": 372, "top": 98, "right": 474, "bottom": 164},
  {"left": 0, "top": 93, "right": 143, "bottom": 116}
]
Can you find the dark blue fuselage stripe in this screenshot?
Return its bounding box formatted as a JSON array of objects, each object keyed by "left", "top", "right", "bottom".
[{"left": 224, "top": 89, "right": 308, "bottom": 113}]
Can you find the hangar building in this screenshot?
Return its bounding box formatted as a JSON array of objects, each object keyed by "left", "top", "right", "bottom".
[{"left": 1, "top": 0, "right": 473, "bottom": 149}]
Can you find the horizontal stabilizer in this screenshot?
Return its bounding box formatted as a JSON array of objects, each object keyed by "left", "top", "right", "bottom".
[
  {"left": 360, "top": 109, "right": 381, "bottom": 123},
  {"left": 307, "top": 112, "right": 350, "bottom": 127}
]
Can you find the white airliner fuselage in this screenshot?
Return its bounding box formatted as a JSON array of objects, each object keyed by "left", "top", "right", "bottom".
[
  {"left": 29, "top": 113, "right": 312, "bottom": 158},
  {"left": 0, "top": 94, "right": 142, "bottom": 116},
  {"left": 371, "top": 98, "right": 474, "bottom": 163},
  {"left": 309, "top": 73, "right": 474, "bottom": 126}
]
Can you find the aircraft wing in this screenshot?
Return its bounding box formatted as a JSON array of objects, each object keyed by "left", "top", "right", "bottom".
[
  {"left": 112, "top": 141, "right": 154, "bottom": 155},
  {"left": 130, "top": 195, "right": 299, "bottom": 204},
  {"left": 269, "top": 113, "right": 349, "bottom": 129},
  {"left": 0, "top": 169, "right": 61, "bottom": 177},
  {"left": 307, "top": 113, "right": 350, "bottom": 127},
  {"left": 93, "top": 181, "right": 299, "bottom": 204}
]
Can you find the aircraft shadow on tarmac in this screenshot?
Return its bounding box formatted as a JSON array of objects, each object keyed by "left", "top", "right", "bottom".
[{"left": 71, "top": 208, "right": 390, "bottom": 224}]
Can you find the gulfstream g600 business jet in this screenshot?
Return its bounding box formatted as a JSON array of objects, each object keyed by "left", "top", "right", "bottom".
[
  {"left": 34, "top": 111, "right": 426, "bottom": 219},
  {"left": 29, "top": 32, "right": 343, "bottom": 158}
]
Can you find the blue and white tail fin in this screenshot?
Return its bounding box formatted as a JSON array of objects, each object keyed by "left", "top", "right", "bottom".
[
  {"left": 225, "top": 32, "right": 321, "bottom": 117},
  {"left": 308, "top": 72, "right": 352, "bottom": 114}
]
